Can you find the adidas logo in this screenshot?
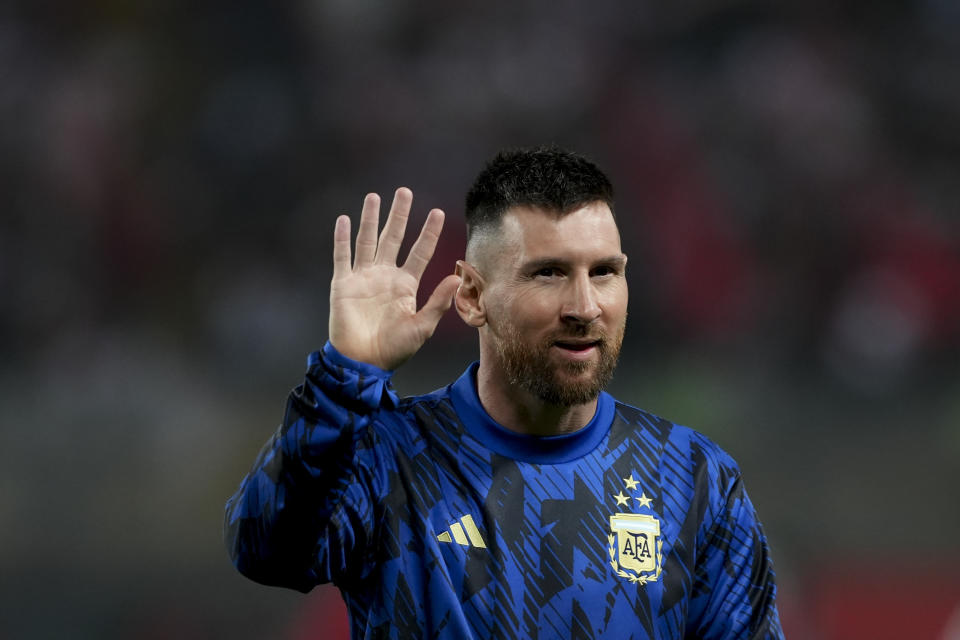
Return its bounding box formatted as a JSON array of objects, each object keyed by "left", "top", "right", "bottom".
[{"left": 437, "top": 514, "right": 487, "bottom": 548}]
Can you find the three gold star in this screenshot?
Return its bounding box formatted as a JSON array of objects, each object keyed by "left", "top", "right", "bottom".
[{"left": 616, "top": 475, "right": 655, "bottom": 509}]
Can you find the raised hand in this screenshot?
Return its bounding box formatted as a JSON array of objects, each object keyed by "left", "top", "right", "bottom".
[{"left": 329, "top": 187, "right": 461, "bottom": 371}]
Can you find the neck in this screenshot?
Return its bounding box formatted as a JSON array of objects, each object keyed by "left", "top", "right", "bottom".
[{"left": 475, "top": 359, "right": 598, "bottom": 436}]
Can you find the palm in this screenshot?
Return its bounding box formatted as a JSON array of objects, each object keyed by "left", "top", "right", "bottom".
[{"left": 329, "top": 188, "right": 460, "bottom": 371}]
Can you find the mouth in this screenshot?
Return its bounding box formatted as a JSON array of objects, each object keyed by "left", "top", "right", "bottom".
[{"left": 553, "top": 339, "right": 601, "bottom": 354}]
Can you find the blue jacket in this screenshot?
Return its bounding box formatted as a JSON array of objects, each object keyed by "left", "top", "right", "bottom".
[{"left": 225, "top": 342, "right": 783, "bottom": 639}]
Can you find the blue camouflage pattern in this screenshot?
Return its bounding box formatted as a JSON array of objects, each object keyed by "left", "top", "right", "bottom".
[{"left": 225, "top": 342, "right": 783, "bottom": 639}]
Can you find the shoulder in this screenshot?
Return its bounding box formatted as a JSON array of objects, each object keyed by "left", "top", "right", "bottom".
[
  {"left": 610, "top": 400, "right": 742, "bottom": 490},
  {"left": 396, "top": 384, "right": 455, "bottom": 411},
  {"left": 363, "top": 384, "right": 460, "bottom": 448}
]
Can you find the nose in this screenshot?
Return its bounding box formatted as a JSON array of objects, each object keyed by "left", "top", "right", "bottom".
[{"left": 561, "top": 273, "right": 601, "bottom": 324}]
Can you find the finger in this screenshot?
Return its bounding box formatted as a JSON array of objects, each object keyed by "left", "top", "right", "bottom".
[
  {"left": 332, "top": 215, "right": 352, "bottom": 277},
  {"left": 415, "top": 273, "right": 461, "bottom": 337},
  {"left": 374, "top": 187, "right": 412, "bottom": 265},
  {"left": 402, "top": 208, "right": 445, "bottom": 281},
  {"left": 354, "top": 193, "right": 381, "bottom": 268}
]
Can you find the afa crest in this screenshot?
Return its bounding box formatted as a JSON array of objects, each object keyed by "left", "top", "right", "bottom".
[
  {"left": 608, "top": 514, "right": 662, "bottom": 584},
  {"left": 608, "top": 475, "right": 663, "bottom": 585}
]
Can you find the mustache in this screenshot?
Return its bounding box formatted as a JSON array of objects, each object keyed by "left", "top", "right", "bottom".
[
  {"left": 547, "top": 316, "right": 627, "bottom": 349},
  {"left": 552, "top": 319, "right": 603, "bottom": 336}
]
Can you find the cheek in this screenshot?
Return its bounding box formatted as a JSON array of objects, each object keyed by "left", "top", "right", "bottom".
[
  {"left": 602, "top": 287, "right": 629, "bottom": 319},
  {"left": 508, "top": 292, "right": 560, "bottom": 330}
]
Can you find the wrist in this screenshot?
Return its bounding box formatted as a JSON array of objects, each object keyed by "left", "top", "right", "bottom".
[{"left": 320, "top": 341, "right": 395, "bottom": 376}]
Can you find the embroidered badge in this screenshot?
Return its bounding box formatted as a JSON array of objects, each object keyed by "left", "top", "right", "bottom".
[{"left": 608, "top": 475, "right": 663, "bottom": 585}]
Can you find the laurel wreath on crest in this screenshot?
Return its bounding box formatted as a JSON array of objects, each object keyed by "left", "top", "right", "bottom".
[{"left": 608, "top": 535, "right": 663, "bottom": 585}]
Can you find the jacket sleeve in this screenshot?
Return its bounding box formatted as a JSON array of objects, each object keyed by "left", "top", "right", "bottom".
[
  {"left": 688, "top": 470, "right": 784, "bottom": 640},
  {"left": 223, "top": 341, "right": 399, "bottom": 592}
]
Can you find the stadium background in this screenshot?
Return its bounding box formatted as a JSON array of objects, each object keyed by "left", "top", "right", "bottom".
[{"left": 2, "top": 1, "right": 959, "bottom": 637}]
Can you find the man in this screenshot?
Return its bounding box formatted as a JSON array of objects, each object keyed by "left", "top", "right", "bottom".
[{"left": 225, "top": 147, "right": 784, "bottom": 639}]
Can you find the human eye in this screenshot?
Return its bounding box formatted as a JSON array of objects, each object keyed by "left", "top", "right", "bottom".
[
  {"left": 591, "top": 264, "right": 618, "bottom": 278},
  {"left": 533, "top": 266, "right": 558, "bottom": 278}
]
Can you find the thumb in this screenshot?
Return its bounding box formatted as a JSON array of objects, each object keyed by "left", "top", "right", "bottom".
[{"left": 416, "top": 274, "right": 462, "bottom": 335}]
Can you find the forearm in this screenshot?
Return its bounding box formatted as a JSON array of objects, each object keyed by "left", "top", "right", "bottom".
[{"left": 224, "top": 342, "right": 398, "bottom": 590}]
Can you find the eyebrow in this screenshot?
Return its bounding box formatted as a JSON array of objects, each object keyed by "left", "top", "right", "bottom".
[{"left": 520, "top": 255, "right": 627, "bottom": 272}]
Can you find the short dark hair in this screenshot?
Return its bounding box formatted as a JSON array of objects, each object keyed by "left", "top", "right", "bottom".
[{"left": 464, "top": 146, "right": 614, "bottom": 239}]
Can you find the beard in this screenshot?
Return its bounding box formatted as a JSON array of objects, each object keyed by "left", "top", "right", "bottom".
[{"left": 491, "top": 318, "right": 626, "bottom": 407}]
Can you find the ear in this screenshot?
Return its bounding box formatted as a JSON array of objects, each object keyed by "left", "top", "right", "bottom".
[{"left": 455, "top": 260, "right": 486, "bottom": 328}]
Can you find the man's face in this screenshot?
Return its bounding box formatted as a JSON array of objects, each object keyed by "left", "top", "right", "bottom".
[{"left": 479, "top": 202, "right": 628, "bottom": 406}]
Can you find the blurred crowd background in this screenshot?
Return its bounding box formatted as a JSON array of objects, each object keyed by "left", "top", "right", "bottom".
[{"left": 2, "top": 1, "right": 959, "bottom": 638}]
